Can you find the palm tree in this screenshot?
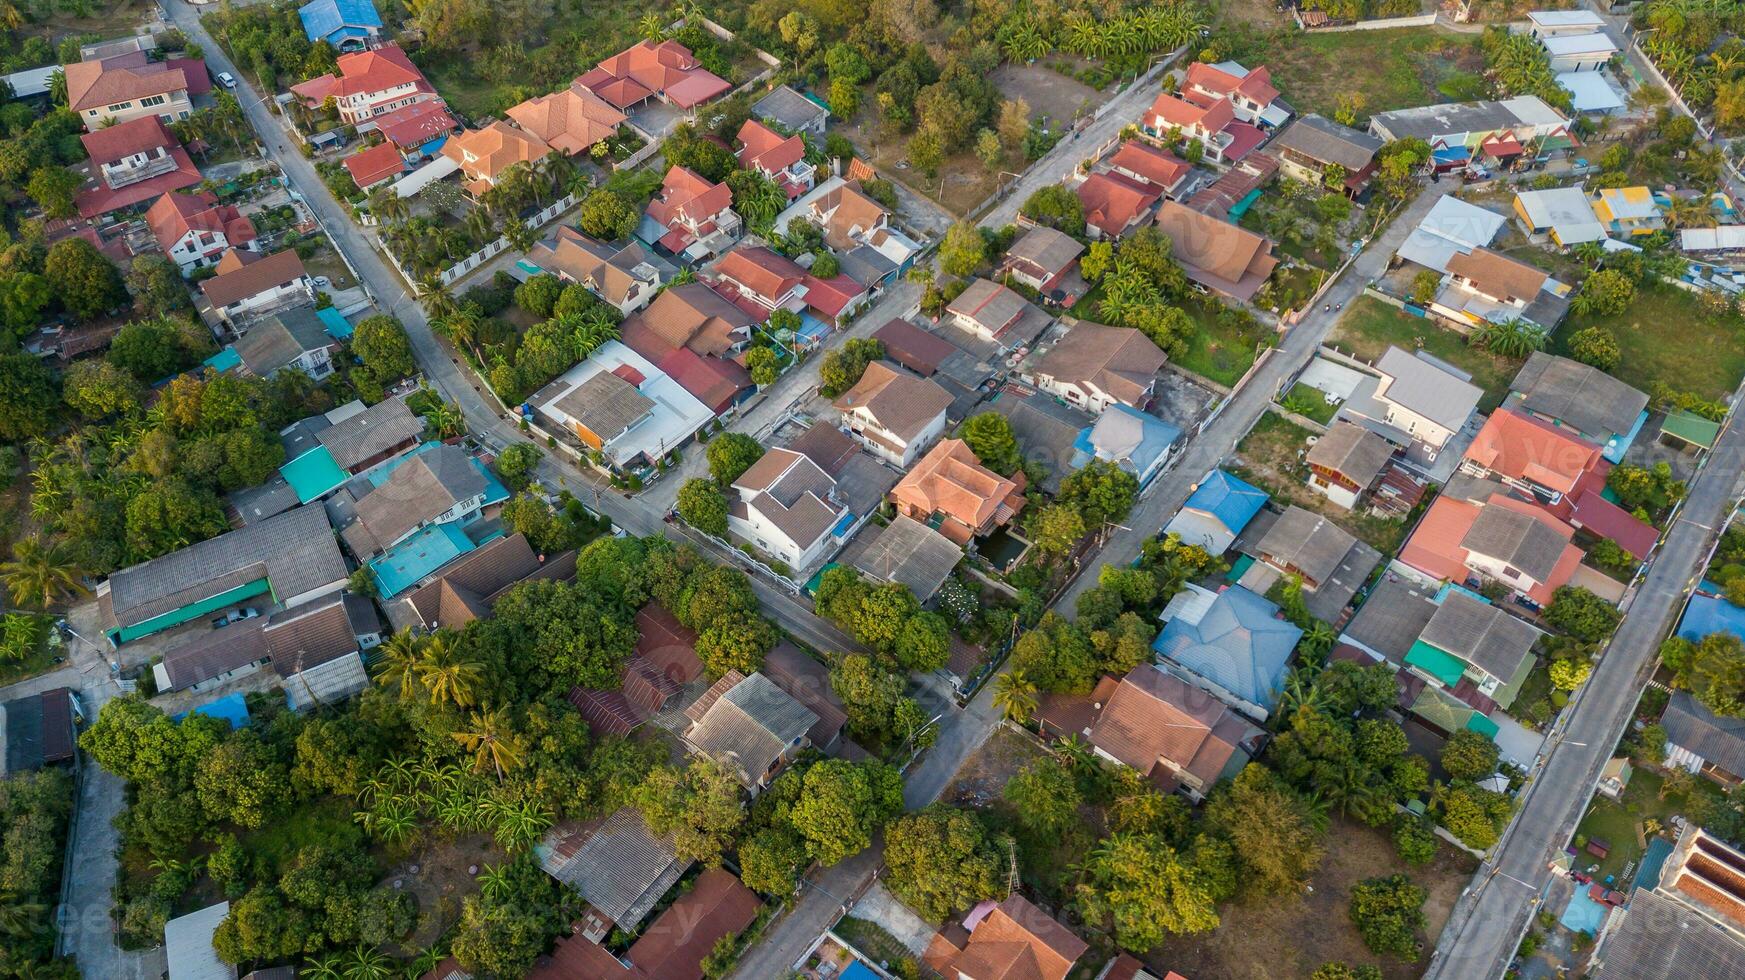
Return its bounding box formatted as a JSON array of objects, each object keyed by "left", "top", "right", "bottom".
[
  {"left": 993, "top": 670, "right": 1039, "bottom": 723},
  {"left": 344, "top": 943, "right": 394, "bottom": 980},
  {"left": 1299, "top": 621, "right": 1336, "bottom": 661},
  {"left": 438, "top": 304, "right": 486, "bottom": 363},
  {"left": 1665, "top": 193, "right": 1719, "bottom": 229},
  {"left": 361, "top": 797, "right": 420, "bottom": 843},
  {"left": 491, "top": 797, "right": 554, "bottom": 851},
  {"left": 503, "top": 219, "right": 539, "bottom": 254},
  {"left": 477, "top": 862, "right": 514, "bottom": 901},
  {"left": 1276, "top": 667, "right": 1329, "bottom": 719},
  {"left": 369, "top": 186, "right": 409, "bottom": 224},
  {"left": 1473, "top": 319, "right": 1545, "bottom": 359},
  {"left": 382, "top": 756, "right": 420, "bottom": 791},
  {"left": 417, "top": 275, "right": 457, "bottom": 319},
  {"left": 374, "top": 628, "right": 425, "bottom": 699},
  {"left": 453, "top": 709, "right": 525, "bottom": 781},
  {"left": 415, "top": 630, "right": 482, "bottom": 708},
  {"left": 638, "top": 12, "right": 667, "bottom": 41},
  {"left": 423, "top": 400, "right": 465, "bottom": 440},
  {"left": 301, "top": 953, "right": 345, "bottom": 980},
  {"left": 0, "top": 535, "right": 87, "bottom": 610},
  {"left": 0, "top": 890, "right": 45, "bottom": 936}
]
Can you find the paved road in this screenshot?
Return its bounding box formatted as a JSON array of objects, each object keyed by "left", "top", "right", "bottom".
[{"left": 1055, "top": 181, "right": 1454, "bottom": 616}]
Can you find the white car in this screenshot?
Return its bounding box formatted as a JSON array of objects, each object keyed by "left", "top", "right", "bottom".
[
  {"left": 217, "top": 71, "right": 236, "bottom": 89},
  {"left": 313, "top": 276, "right": 331, "bottom": 288}
]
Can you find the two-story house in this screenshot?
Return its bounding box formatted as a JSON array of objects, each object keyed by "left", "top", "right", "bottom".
[
  {"left": 440, "top": 120, "right": 553, "bottom": 199},
  {"left": 1305, "top": 421, "right": 1396, "bottom": 510},
  {"left": 578, "top": 38, "right": 731, "bottom": 112},
  {"left": 618, "top": 282, "right": 756, "bottom": 416},
  {"left": 734, "top": 119, "right": 815, "bottom": 199},
  {"left": 1336, "top": 346, "right": 1484, "bottom": 467},
  {"left": 234, "top": 307, "right": 339, "bottom": 380},
  {"left": 711, "top": 246, "right": 809, "bottom": 317},
  {"left": 200, "top": 249, "right": 315, "bottom": 324},
  {"left": 147, "top": 191, "right": 258, "bottom": 273},
  {"left": 1399, "top": 489, "right": 1584, "bottom": 608},
  {"left": 728, "top": 447, "right": 855, "bottom": 573},
  {"left": 683, "top": 671, "right": 817, "bottom": 793},
  {"left": 338, "top": 443, "right": 492, "bottom": 560},
  {"left": 1181, "top": 61, "right": 1291, "bottom": 128},
  {"left": 1403, "top": 589, "right": 1543, "bottom": 709},
  {"left": 645, "top": 165, "right": 741, "bottom": 262},
  {"left": 783, "top": 177, "right": 923, "bottom": 274},
  {"left": 1076, "top": 171, "right": 1161, "bottom": 240},
  {"left": 1142, "top": 84, "right": 1267, "bottom": 167},
  {"left": 832, "top": 361, "right": 953, "bottom": 466},
  {"left": 528, "top": 226, "right": 668, "bottom": 317},
  {"left": 943, "top": 278, "right": 1052, "bottom": 352},
  {"left": 75, "top": 115, "right": 202, "bottom": 217},
  {"left": 1105, "top": 140, "right": 1193, "bottom": 197},
  {"left": 66, "top": 51, "right": 202, "bottom": 132},
  {"left": 888, "top": 438, "right": 1025, "bottom": 547},
  {"left": 1269, "top": 113, "right": 1384, "bottom": 197},
  {"left": 505, "top": 81, "right": 626, "bottom": 158},
  {"left": 1431, "top": 247, "right": 1571, "bottom": 332},
  {"left": 290, "top": 43, "right": 436, "bottom": 125},
  {"left": 1022, "top": 322, "right": 1167, "bottom": 413},
  {"left": 1460, "top": 407, "right": 1605, "bottom": 511}
]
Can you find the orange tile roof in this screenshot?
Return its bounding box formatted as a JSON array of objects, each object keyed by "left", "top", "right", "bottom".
[
  {"left": 1148, "top": 89, "right": 1234, "bottom": 133},
  {"left": 580, "top": 39, "right": 730, "bottom": 109},
  {"left": 1077, "top": 172, "right": 1161, "bottom": 238},
  {"left": 506, "top": 81, "right": 627, "bottom": 156},
  {"left": 441, "top": 120, "right": 552, "bottom": 185},
  {"left": 80, "top": 115, "right": 179, "bottom": 165},
  {"left": 291, "top": 43, "right": 430, "bottom": 102},
  {"left": 929, "top": 896, "right": 1087, "bottom": 980},
  {"left": 66, "top": 52, "right": 196, "bottom": 112},
  {"left": 343, "top": 141, "right": 405, "bottom": 188},
  {"left": 200, "top": 248, "right": 307, "bottom": 308},
  {"left": 1399, "top": 492, "right": 1582, "bottom": 605},
  {"left": 735, "top": 118, "right": 804, "bottom": 174},
  {"left": 646, "top": 165, "right": 733, "bottom": 231},
  {"left": 891, "top": 439, "right": 1020, "bottom": 532},
  {"left": 1463, "top": 407, "right": 1603, "bottom": 495},
  {"left": 713, "top": 246, "right": 806, "bottom": 305},
  {"left": 1186, "top": 61, "right": 1279, "bottom": 104},
  {"left": 1107, "top": 140, "right": 1191, "bottom": 190}
]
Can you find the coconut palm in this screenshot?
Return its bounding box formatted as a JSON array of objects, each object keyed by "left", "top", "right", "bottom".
[
  {"left": 369, "top": 186, "right": 409, "bottom": 224},
  {"left": 993, "top": 670, "right": 1039, "bottom": 723},
  {"left": 415, "top": 630, "right": 482, "bottom": 708},
  {"left": 374, "top": 628, "right": 425, "bottom": 699},
  {"left": 638, "top": 11, "right": 667, "bottom": 41},
  {"left": 503, "top": 218, "right": 539, "bottom": 254},
  {"left": 1299, "top": 620, "right": 1336, "bottom": 661},
  {"left": 0, "top": 891, "right": 46, "bottom": 937},
  {"left": 1002, "top": 21, "right": 1051, "bottom": 64},
  {"left": 423, "top": 400, "right": 465, "bottom": 440},
  {"left": 453, "top": 709, "right": 526, "bottom": 781},
  {"left": 1665, "top": 193, "right": 1719, "bottom": 229},
  {"left": 417, "top": 275, "right": 457, "bottom": 319},
  {"left": 0, "top": 534, "right": 88, "bottom": 609},
  {"left": 477, "top": 862, "right": 514, "bottom": 901},
  {"left": 437, "top": 303, "right": 486, "bottom": 363},
  {"left": 1060, "top": 16, "right": 1099, "bottom": 57},
  {"left": 344, "top": 943, "right": 394, "bottom": 980},
  {"left": 363, "top": 797, "right": 420, "bottom": 843},
  {"left": 301, "top": 953, "right": 345, "bottom": 980},
  {"left": 1472, "top": 318, "right": 1546, "bottom": 359}
]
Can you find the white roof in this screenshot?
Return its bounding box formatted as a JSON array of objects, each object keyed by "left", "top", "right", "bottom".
[
  {"left": 165, "top": 902, "right": 236, "bottom": 980},
  {"left": 2, "top": 64, "right": 56, "bottom": 98},
  {"left": 532, "top": 340, "right": 712, "bottom": 467},
  {"left": 1498, "top": 95, "right": 1569, "bottom": 127},
  {"left": 1558, "top": 71, "right": 1626, "bottom": 113},
  {"left": 1528, "top": 10, "right": 1605, "bottom": 28},
  {"left": 1543, "top": 33, "right": 1619, "bottom": 57},
  {"left": 1681, "top": 226, "right": 1745, "bottom": 252},
  {"left": 1396, "top": 196, "right": 1508, "bottom": 272},
  {"left": 1515, "top": 187, "right": 1606, "bottom": 243}
]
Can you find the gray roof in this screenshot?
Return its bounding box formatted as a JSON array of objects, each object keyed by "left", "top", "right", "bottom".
[
  {"left": 1006, "top": 226, "right": 1086, "bottom": 278},
  {"left": 753, "top": 84, "right": 827, "bottom": 131},
  {"left": 1272, "top": 113, "right": 1383, "bottom": 170},
  {"left": 314, "top": 396, "right": 425, "bottom": 470},
  {"left": 1376, "top": 347, "right": 1485, "bottom": 433},
  {"left": 1419, "top": 590, "right": 1541, "bottom": 682},
  {"left": 736, "top": 450, "right": 843, "bottom": 551},
  {"left": 158, "top": 619, "right": 271, "bottom": 690},
  {"left": 235, "top": 306, "right": 333, "bottom": 377},
  {"left": 104, "top": 505, "right": 344, "bottom": 630},
  {"left": 687, "top": 672, "right": 817, "bottom": 789},
  {"left": 230, "top": 476, "right": 302, "bottom": 526},
  {"left": 1342, "top": 572, "right": 1440, "bottom": 665},
  {"left": 833, "top": 453, "right": 899, "bottom": 518},
  {"left": 1369, "top": 100, "right": 1532, "bottom": 141},
  {"left": 1662, "top": 691, "right": 1745, "bottom": 780},
  {"left": 839, "top": 244, "right": 897, "bottom": 288},
  {"left": 1306, "top": 421, "right": 1395, "bottom": 487},
  {"left": 1510, "top": 351, "right": 1648, "bottom": 440},
  {"left": 989, "top": 393, "right": 1093, "bottom": 493},
  {"left": 539, "top": 808, "right": 688, "bottom": 928},
  {"left": 1460, "top": 506, "right": 1569, "bottom": 583},
  {"left": 163, "top": 902, "right": 236, "bottom": 980},
  {"left": 344, "top": 445, "right": 486, "bottom": 557},
  {"left": 1597, "top": 887, "right": 1745, "bottom": 978},
  {"left": 1255, "top": 505, "right": 1361, "bottom": 588},
  {"left": 841, "top": 515, "right": 963, "bottom": 601},
  {"left": 551, "top": 370, "right": 655, "bottom": 444}
]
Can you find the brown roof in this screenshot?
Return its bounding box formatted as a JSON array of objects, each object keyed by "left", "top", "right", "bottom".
[
  {"left": 389, "top": 533, "right": 570, "bottom": 631},
  {"left": 783, "top": 422, "right": 858, "bottom": 476},
  {"left": 158, "top": 619, "right": 271, "bottom": 690},
  {"left": 506, "top": 81, "right": 627, "bottom": 155},
  {"left": 1090, "top": 665, "right": 1264, "bottom": 788},
  {"left": 760, "top": 642, "right": 848, "bottom": 748},
  {"left": 1255, "top": 505, "right": 1360, "bottom": 587},
  {"left": 621, "top": 282, "right": 751, "bottom": 359},
  {"left": 1004, "top": 226, "right": 1086, "bottom": 280},
  {"left": 263, "top": 592, "right": 379, "bottom": 675},
  {"left": 1306, "top": 420, "right": 1395, "bottom": 486},
  {"left": 713, "top": 246, "right": 806, "bottom": 304},
  {"left": 946, "top": 278, "right": 1030, "bottom": 337},
  {"left": 529, "top": 868, "right": 762, "bottom": 980},
  {"left": 66, "top": 52, "right": 195, "bottom": 112},
  {"left": 200, "top": 248, "right": 308, "bottom": 308},
  {"left": 1151, "top": 202, "right": 1278, "bottom": 301},
  {"left": 889, "top": 439, "right": 1020, "bottom": 531},
  {"left": 1033, "top": 322, "right": 1166, "bottom": 406},
  {"left": 1444, "top": 247, "right": 1548, "bottom": 304},
  {"left": 931, "top": 895, "right": 1087, "bottom": 980},
  {"left": 635, "top": 605, "right": 705, "bottom": 685},
  {"left": 832, "top": 361, "right": 952, "bottom": 442},
  {"left": 344, "top": 445, "right": 487, "bottom": 556},
  {"left": 1076, "top": 171, "right": 1161, "bottom": 238},
  {"left": 441, "top": 120, "right": 552, "bottom": 185},
  {"left": 871, "top": 318, "right": 958, "bottom": 376},
  {"left": 530, "top": 226, "right": 660, "bottom": 307}
]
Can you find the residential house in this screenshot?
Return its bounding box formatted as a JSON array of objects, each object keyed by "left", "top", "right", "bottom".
[
  {"left": 1337, "top": 346, "right": 1484, "bottom": 465},
  {"left": 645, "top": 165, "right": 741, "bottom": 262},
  {"left": 1253, "top": 505, "right": 1375, "bottom": 594},
  {"left": 578, "top": 39, "right": 730, "bottom": 112},
  {"left": 74, "top": 115, "right": 201, "bottom": 217},
  {"left": 1181, "top": 61, "right": 1291, "bottom": 128},
  {"left": 531, "top": 339, "right": 713, "bottom": 470},
  {"left": 753, "top": 84, "right": 827, "bottom": 135},
  {"left": 441, "top": 120, "right": 553, "bottom": 198},
  {"left": 711, "top": 246, "right": 809, "bottom": 317},
  {"left": 1527, "top": 10, "right": 1607, "bottom": 37},
  {"left": 99, "top": 504, "right": 347, "bottom": 645},
  {"left": 1000, "top": 225, "right": 1086, "bottom": 298},
  {"left": 280, "top": 396, "right": 426, "bottom": 487},
  {"left": 386, "top": 532, "right": 578, "bottom": 631},
  {"left": 1077, "top": 171, "right": 1161, "bottom": 240},
  {"left": 1368, "top": 97, "right": 1574, "bottom": 171},
  {"left": 0, "top": 688, "right": 78, "bottom": 776},
  {"left": 264, "top": 592, "right": 382, "bottom": 710},
  {"left": 1152, "top": 201, "right": 1278, "bottom": 302},
  {"left": 165, "top": 903, "right": 235, "bottom": 980},
  {"left": 1156, "top": 583, "right": 1303, "bottom": 720},
  {"left": 374, "top": 98, "right": 461, "bottom": 161},
  {"left": 154, "top": 621, "right": 271, "bottom": 695},
  {"left": 1662, "top": 690, "right": 1745, "bottom": 785},
  {"left": 147, "top": 191, "right": 257, "bottom": 273},
  {"left": 1270, "top": 113, "right": 1384, "bottom": 196},
  {"left": 1395, "top": 195, "right": 1510, "bottom": 273},
  {"left": 832, "top": 361, "right": 952, "bottom": 466},
  {"left": 537, "top": 808, "right": 690, "bottom": 935},
  {"left": 1558, "top": 70, "right": 1627, "bottom": 114},
  {"left": 1163, "top": 469, "right": 1269, "bottom": 554},
  {"left": 567, "top": 604, "right": 706, "bottom": 739},
  {"left": 1305, "top": 420, "right": 1396, "bottom": 509},
  {"left": 1461, "top": 407, "right": 1607, "bottom": 510},
  {"left": 342, "top": 141, "right": 405, "bottom": 191},
  {"left": 1507, "top": 351, "right": 1649, "bottom": 460},
  {"left": 337, "top": 443, "right": 493, "bottom": 560},
  {"left": 529, "top": 226, "right": 669, "bottom": 316},
  {"left": 728, "top": 447, "right": 857, "bottom": 573},
  {"left": 990, "top": 393, "right": 1093, "bottom": 493},
  {"left": 1590, "top": 831, "right": 1745, "bottom": 976},
  {"left": 683, "top": 671, "right": 817, "bottom": 792},
  {"left": 235, "top": 307, "right": 340, "bottom": 380},
  {"left": 888, "top": 439, "right": 1025, "bottom": 547},
  {"left": 527, "top": 869, "right": 762, "bottom": 980},
  {"left": 944, "top": 278, "right": 1053, "bottom": 352},
  {"left": 506, "top": 80, "right": 627, "bottom": 157},
  {"left": 869, "top": 318, "right": 995, "bottom": 420},
  {"left": 200, "top": 249, "right": 316, "bottom": 324},
  {"left": 1513, "top": 186, "right": 1606, "bottom": 245},
  {"left": 1431, "top": 247, "right": 1572, "bottom": 332},
  {"left": 619, "top": 281, "right": 756, "bottom": 414},
  {"left": 1402, "top": 589, "right": 1542, "bottom": 711},
  {"left": 779, "top": 176, "right": 922, "bottom": 274},
  {"left": 66, "top": 51, "right": 201, "bottom": 131},
  {"left": 735, "top": 119, "right": 815, "bottom": 198},
  {"left": 1105, "top": 140, "right": 1193, "bottom": 197},
  {"left": 841, "top": 514, "right": 963, "bottom": 603},
  {"left": 923, "top": 896, "right": 1088, "bottom": 980},
  {"left": 801, "top": 271, "right": 872, "bottom": 326},
  {"left": 1143, "top": 88, "right": 1263, "bottom": 167},
  {"left": 1076, "top": 403, "right": 1182, "bottom": 490},
  {"left": 1591, "top": 185, "right": 1664, "bottom": 237},
  {"left": 1023, "top": 322, "right": 1166, "bottom": 413},
  {"left": 297, "top": 0, "right": 383, "bottom": 51},
  {"left": 1399, "top": 490, "right": 1584, "bottom": 607},
  {"left": 1044, "top": 665, "right": 1266, "bottom": 802},
  {"left": 290, "top": 44, "right": 436, "bottom": 125},
  {"left": 1542, "top": 31, "right": 1618, "bottom": 72},
  {"left": 759, "top": 643, "right": 848, "bottom": 754}
]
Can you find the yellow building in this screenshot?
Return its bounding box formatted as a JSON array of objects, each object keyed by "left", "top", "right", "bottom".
[{"left": 1591, "top": 186, "right": 1665, "bottom": 237}]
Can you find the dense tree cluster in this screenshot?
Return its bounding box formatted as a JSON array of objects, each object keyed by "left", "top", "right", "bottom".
[
  {"left": 815, "top": 566, "right": 951, "bottom": 674},
  {"left": 0, "top": 768, "right": 74, "bottom": 975}
]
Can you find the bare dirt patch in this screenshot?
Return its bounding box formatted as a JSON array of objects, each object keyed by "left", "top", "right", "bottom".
[
  {"left": 1146, "top": 818, "right": 1478, "bottom": 979},
  {"left": 380, "top": 832, "right": 506, "bottom": 953},
  {"left": 942, "top": 725, "right": 1051, "bottom": 808},
  {"left": 989, "top": 63, "right": 1103, "bottom": 128}
]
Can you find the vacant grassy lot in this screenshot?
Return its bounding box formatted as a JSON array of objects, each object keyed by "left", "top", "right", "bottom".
[
  {"left": 1283, "top": 382, "right": 1339, "bottom": 423},
  {"left": 1555, "top": 284, "right": 1745, "bottom": 401},
  {"left": 1326, "top": 296, "right": 1522, "bottom": 412},
  {"left": 1230, "top": 411, "right": 1410, "bottom": 554},
  {"left": 1147, "top": 817, "right": 1478, "bottom": 980},
  {"left": 1574, "top": 767, "right": 1684, "bottom": 882},
  {"left": 1236, "top": 27, "right": 1484, "bottom": 122}
]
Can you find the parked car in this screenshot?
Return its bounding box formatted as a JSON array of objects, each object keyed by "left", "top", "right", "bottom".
[
  {"left": 216, "top": 71, "right": 237, "bottom": 89},
  {"left": 211, "top": 607, "right": 260, "bottom": 628},
  {"left": 313, "top": 276, "right": 332, "bottom": 288}
]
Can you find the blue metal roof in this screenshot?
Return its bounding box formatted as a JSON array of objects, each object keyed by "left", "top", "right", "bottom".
[
  {"left": 1182, "top": 469, "right": 1267, "bottom": 535},
  {"left": 316, "top": 306, "right": 353, "bottom": 340},
  {"left": 1678, "top": 593, "right": 1745, "bottom": 643},
  {"left": 1154, "top": 585, "right": 1301, "bottom": 708},
  {"left": 298, "top": 0, "right": 383, "bottom": 41},
  {"left": 174, "top": 692, "right": 251, "bottom": 729}
]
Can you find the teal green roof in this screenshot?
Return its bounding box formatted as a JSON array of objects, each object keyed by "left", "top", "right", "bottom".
[
  {"left": 1465, "top": 712, "right": 1500, "bottom": 738},
  {"left": 1405, "top": 640, "right": 1468, "bottom": 688},
  {"left": 368, "top": 521, "right": 476, "bottom": 597},
  {"left": 203, "top": 347, "right": 242, "bottom": 373},
  {"left": 280, "top": 447, "right": 348, "bottom": 503},
  {"left": 316, "top": 306, "right": 353, "bottom": 339},
  {"left": 1662, "top": 409, "right": 1721, "bottom": 449}
]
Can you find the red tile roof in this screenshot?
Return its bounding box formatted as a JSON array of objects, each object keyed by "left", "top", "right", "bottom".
[
  {"left": 713, "top": 246, "right": 806, "bottom": 305},
  {"left": 1077, "top": 171, "right": 1161, "bottom": 239},
  {"left": 344, "top": 142, "right": 406, "bottom": 188},
  {"left": 200, "top": 248, "right": 307, "bottom": 308},
  {"left": 1463, "top": 408, "right": 1605, "bottom": 496},
  {"left": 1186, "top": 61, "right": 1279, "bottom": 105},
  {"left": 1399, "top": 493, "right": 1582, "bottom": 605},
  {"left": 75, "top": 148, "right": 201, "bottom": 218},
  {"left": 657, "top": 346, "right": 751, "bottom": 415},
  {"left": 506, "top": 82, "right": 626, "bottom": 156},
  {"left": 802, "top": 273, "right": 867, "bottom": 319},
  {"left": 375, "top": 99, "right": 459, "bottom": 149},
  {"left": 291, "top": 43, "right": 430, "bottom": 102},
  {"left": 1148, "top": 89, "right": 1233, "bottom": 133},
  {"left": 65, "top": 51, "right": 200, "bottom": 112},
  {"left": 80, "top": 115, "right": 179, "bottom": 165},
  {"left": 1107, "top": 140, "right": 1191, "bottom": 191},
  {"left": 145, "top": 191, "right": 257, "bottom": 255},
  {"left": 646, "top": 166, "right": 733, "bottom": 233},
  {"left": 1569, "top": 490, "right": 1660, "bottom": 559},
  {"left": 581, "top": 39, "right": 730, "bottom": 110},
  {"left": 736, "top": 118, "right": 804, "bottom": 175}
]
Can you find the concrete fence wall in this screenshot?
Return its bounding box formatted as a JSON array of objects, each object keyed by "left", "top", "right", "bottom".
[
  {"left": 1297, "top": 11, "right": 1439, "bottom": 31},
  {"left": 386, "top": 191, "right": 580, "bottom": 290}
]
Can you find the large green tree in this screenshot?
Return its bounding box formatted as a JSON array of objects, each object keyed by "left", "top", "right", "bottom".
[
  {"left": 44, "top": 236, "right": 126, "bottom": 321},
  {"left": 883, "top": 805, "right": 1006, "bottom": 921},
  {"left": 787, "top": 758, "right": 904, "bottom": 865},
  {"left": 1075, "top": 831, "right": 1222, "bottom": 951}
]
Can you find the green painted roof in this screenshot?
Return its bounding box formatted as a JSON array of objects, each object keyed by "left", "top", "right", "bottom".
[
  {"left": 1406, "top": 640, "right": 1468, "bottom": 688},
  {"left": 1465, "top": 712, "right": 1501, "bottom": 738},
  {"left": 1662, "top": 409, "right": 1721, "bottom": 450},
  {"left": 280, "top": 447, "right": 349, "bottom": 503},
  {"left": 1489, "top": 653, "right": 1537, "bottom": 710},
  {"left": 1410, "top": 685, "right": 1476, "bottom": 733}
]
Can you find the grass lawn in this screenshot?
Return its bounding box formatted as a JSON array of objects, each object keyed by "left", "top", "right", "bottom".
[
  {"left": 834, "top": 917, "right": 924, "bottom": 970},
  {"left": 1075, "top": 285, "right": 1268, "bottom": 388},
  {"left": 1230, "top": 412, "right": 1410, "bottom": 554},
  {"left": 1233, "top": 27, "right": 1485, "bottom": 121},
  {"left": 1554, "top": 284, "right": 1745, "bottom": 401},
  {"left": 0, "top": 626, "right": 63, "bottom": 688},
  {"left": 1326, "top": 296, "right": 1523, "bottom": 412},
  {"left": 1282, "top": 382, "right": 1338, "bottom": 424}
]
